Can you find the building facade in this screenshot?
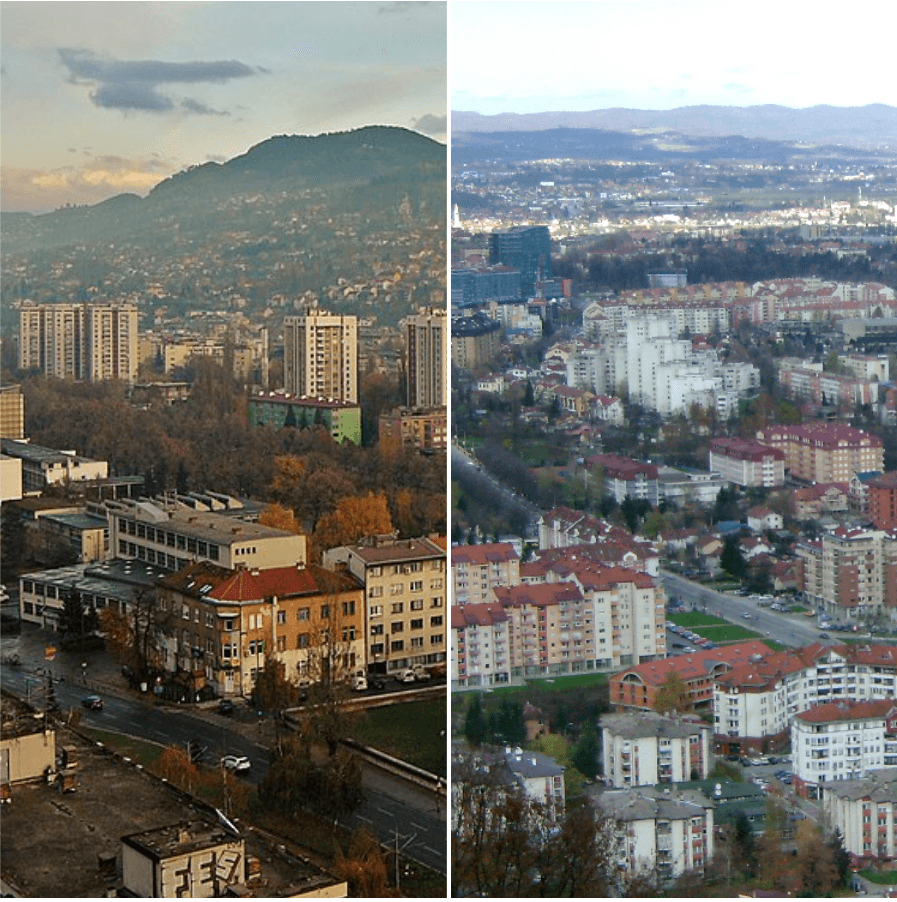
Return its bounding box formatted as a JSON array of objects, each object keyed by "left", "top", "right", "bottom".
[
  {"left": 601, "top": 711, "right": 711, "bottom": 787},
  {"left": 283, "top": 306, "right": 358, "bottom": 403},
  {"left": 322, "top": 536, "right": 447, "bottom": 674},
  {"left": 451, "top": 542, "right": 521, "bottom": 606},
  {"left": 157, "top": 561, "right": 364, "bottom": 698},
  {"left": 405, "top": 306, "right": 447, "bottom": 409},
  {"left": 708, "top": 438, "right": 785, "bottom": 488},
  {"left": 19, "top": 303, "right": 139, "bottom": 382}
]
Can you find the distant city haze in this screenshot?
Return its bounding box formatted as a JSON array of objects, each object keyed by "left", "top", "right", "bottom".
[{"left": 451, "top": 2, "right": 897, "bottom": 115}]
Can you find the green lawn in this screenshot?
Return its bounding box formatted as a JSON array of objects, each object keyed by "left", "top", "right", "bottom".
[
  {"left": 669, "top": 612, "right": 729, "bottom": 627},
  {"left": 698, "top": 624, "right": 763, "bottom": 643},
  {"left": 348, "top": 698, "right": 447, "bottom": 778},
  {"left": 79, "top": 726, "right": 166, "bottom": 769},
  {"left": 860, "top": 870, "right": 897, "bottom": 885}
]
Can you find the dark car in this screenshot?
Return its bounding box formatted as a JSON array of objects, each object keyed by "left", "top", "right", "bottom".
[
  {"left": 767, "top": 755, "right": 778, "bottom": 765},
  {"left": 820, "top": 632, "right": 830, "bottom": 640},
  {"left": 217, "top": 699, "right": 235, "bottom": 716},
  {"left": 81, "top": 695, "right": 103, "bottom": 710},
  {"left": 367, "top": 673, "right": 386, "bottom": 691}
]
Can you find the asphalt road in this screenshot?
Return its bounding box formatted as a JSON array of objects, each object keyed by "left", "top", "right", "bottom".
[
  {"left": 660, "top": 571, "right": 829, "bottom": 649},
  {"left": 0, "top": 646, "right": 446, "bottom": 874}
]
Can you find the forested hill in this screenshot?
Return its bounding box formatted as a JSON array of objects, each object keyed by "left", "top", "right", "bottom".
[{"left": 1, "top": 126, "right": 446, "bottom": 255}]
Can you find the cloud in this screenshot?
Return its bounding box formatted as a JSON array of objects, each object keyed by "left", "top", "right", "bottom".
[
  {"left": 57, "top": 48, "right": 258, "bottom": 114},
  {"left": 410, "top": 113, "right": 446, "bottom": 137},
  {"left": 2, "top": 154, "right": 178, "bottom": 211},
  {"left": 181, "top": 98, "right": 230, "bottom": 116}
]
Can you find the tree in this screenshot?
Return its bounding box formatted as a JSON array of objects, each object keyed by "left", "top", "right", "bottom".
[
  {"left": 100, "top": 587, "right": 163, "bottom": 681},
  {"left": 259, "top": 736, "right": 366, "bottom": 824},
  {"left": 257, "top": 502, "right": 305, "bottom": 535},
  {"left": 251, "top": 657, "right": 299, "bottom": 712},
  {"left": 58, "top": 588, "right": 99, "bottom": 648},
  {"left": 156, "top": 745, "right": 201, "bottom": 794},
  {"left": 571, "top": 722, "right": 600, "bottom": 779},
  {"left": 464, "top": 694, "right": 487, "bottom": 748},
  {"left": 720, "top": 534, "right": 748, "bottom": 580},
  {"left": 313, "top": 492, "right": 394, "bottom": 555},
  {"left": 522, "top": 380, "right": 535, "bottom": 407},
  {"left": 792, "top": 819, "right": 839, "bottom": 897},
  {"left": 488, "top": 699, "right": 526, "bottom": 745},
  {"left": 827, "top": 827, "right": 851, "bottom": 891},
  {"left": 333, "top": 828, "right": 391, "bottom": 897},
  {"left": 653, "top": 669, "right": 692, "bottom": 715},
  {"left": 731, "top": 810, "right": 757, "bottom": 879}
]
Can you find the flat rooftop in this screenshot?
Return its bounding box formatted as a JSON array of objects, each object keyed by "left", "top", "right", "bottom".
[{"left": 0, "top": 694, "right": 344, "bottom": 898}]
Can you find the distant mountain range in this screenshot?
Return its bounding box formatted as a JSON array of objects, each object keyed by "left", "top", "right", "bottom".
[
  {"left": 452, "top": 104, "right": 897, "bottom": 148},
  {"left": 1, "top": 126, "right": 446, "bottom": 255}
]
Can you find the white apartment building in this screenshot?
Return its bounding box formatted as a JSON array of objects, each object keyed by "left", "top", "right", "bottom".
[
  {"left": 596, "top": 787, "right": 714, "bottom": 883},
  {"left": 713, "top": 643, "right": 897, "bottom": 755},
  {"left": 283, "top": 306, "right": 358, "bottom": 403},
  {"left": 450, "top": 601, "right": 511, "bottom": 689},
  {"left": 792, "top": 699, "right": 897, "bottom": 799},
  {"left": 601, "top": 711, "right": 712, "bottom": 787},
  {"left": 19, "top": 303, "right": 139, "bottom": 382},
  {"left": 568, "top": 315, "right": 759, "bottom": 417},
  {"left": 105, "top": 497, "right": 307, "bottom": 573},
  {"left": 0, "top": 439, "right": 108, "bottom": 496},
  {"left": 451, "top": 542, "right": 520, "bottom": 606},
  {"left": 824, "top": 768, "right": 897, "bottom": 860}
]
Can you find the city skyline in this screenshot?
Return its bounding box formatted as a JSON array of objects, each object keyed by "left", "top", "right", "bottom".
[
  {"left": 1, "top": 1, "right": 447, "bottom": 213},
  {"left": 451, "top": 1, "right": 897, "bottom": 115}
]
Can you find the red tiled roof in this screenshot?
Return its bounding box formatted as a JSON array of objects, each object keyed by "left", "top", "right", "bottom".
[
  {"left": 796, "top": 698, "right": 896, "bottom": 724},
  {"left": 451, "top": 542, "right": 519, "bottom": 566}
]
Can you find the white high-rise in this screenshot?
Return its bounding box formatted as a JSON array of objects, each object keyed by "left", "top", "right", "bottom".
[
  {"left": 405, "top": 306, "right": 447, "bottom": 409},
  {"left": 283, "top": 306, "right": 358, "bottom": 403}
]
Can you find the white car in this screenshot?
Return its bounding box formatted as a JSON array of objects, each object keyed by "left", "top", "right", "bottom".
[{"left": 220, "top": 755, "right": 251, "bottom": 774}]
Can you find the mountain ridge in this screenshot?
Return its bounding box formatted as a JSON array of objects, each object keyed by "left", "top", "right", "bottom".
[
  {"left": 1, "top": 126, "right": 446, "bottom": 254},
  {"left": 452, "top": 104, "right": 897, "bottom": 148}
]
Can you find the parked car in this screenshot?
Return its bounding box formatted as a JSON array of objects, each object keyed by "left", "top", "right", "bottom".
[
  {"left": 394, "top": 665, "right": 430, "bottom": 683},
  {"left": 81, "top": 695, "right": 103, "bottom": 710},
  {"left": 820, "top": 632, "right": 830, "bottom": 640},
  {"left": 367, "top": 673, "right": 386, "bottom": 691},
  {"left": 217, "top": 699, "right": 235, "bottom": 716},
  {"left": 220, "top": 755, "right": 251, "bottom": 774}
]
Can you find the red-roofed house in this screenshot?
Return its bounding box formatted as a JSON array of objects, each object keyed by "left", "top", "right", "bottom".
[
  {"left": 609, "top": 640, "right": 773, "bottom": 713},
  {"left": 158, "top": 561, "right": 364, "bottom": 698}
]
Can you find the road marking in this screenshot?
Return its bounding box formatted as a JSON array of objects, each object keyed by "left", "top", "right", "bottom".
[
  {"left": 374, "top": 806, "right": 392, "bottom": 816},
  {"left": 422, "top": 845, "right": 440, "bottom": 856},
  {"left": 356, "top": 815, "right": 372, "bottom": 824},
  {"left": 410, "top": 822, "right": 426, "bottom": 831}
]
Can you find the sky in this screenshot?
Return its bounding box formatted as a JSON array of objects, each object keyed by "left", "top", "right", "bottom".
[
  {"left": 1, "top": 1, "right": 447, "bottom": 212},
  {"left": 451, "top": 1, "right": 897, "bottom": 116}
]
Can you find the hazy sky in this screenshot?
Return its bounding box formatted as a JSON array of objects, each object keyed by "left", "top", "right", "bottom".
[
  {"left": 451, "top": 1, "right": 897, "bottom": 115},
  {"left": 1, "top": 1, "right": 447, "bottom": 212}
]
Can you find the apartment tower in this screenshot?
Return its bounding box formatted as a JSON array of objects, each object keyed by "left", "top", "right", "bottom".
[
  {"left": 283, "top": 306, "right": 358, "bottom": 403},
  {"left": 405, "top": 306, "right": 447, "bottom": 408}
]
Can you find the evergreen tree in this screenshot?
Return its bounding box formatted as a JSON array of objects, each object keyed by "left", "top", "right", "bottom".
[
  {"left": 523, "top": 380, "right": 535, "bottom": 407},
  {"left": 721, "top": 534, "right": 748, "bottom": 579},
  {"left": 827, "top": 827, "right": 852, "bottom": 890},
  {"left": 571, "top": 723, "right": 600, "bottom": 779},
  {"left": 464, "top": 694, "right": 487, "bottom": 747}
]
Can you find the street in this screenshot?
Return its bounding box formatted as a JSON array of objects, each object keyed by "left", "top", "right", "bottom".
[
  {"left": 0, "top": 623, "right": 446, "bottom": 875},
  {"left": 661, "top": 571, "right": 829, "bottom": 649}
]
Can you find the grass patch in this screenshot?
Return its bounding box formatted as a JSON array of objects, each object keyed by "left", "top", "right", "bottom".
[
  {"left": 698, "top": 624, "right": 763, "bottom": 643},
  {"left": 860, "top": 870, "right": 897, "bottom": 885},
  {"left": 79, "top": 726, "right": 166, "bottom": 770},
  {"left": 349, "top": 698, "right": 446, "bottom": 778},
  {"left": 670, "top": 612, "right": 729, "bottom": 627}
]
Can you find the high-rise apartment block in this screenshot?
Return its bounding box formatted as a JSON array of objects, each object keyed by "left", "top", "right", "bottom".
[
  {"left": 18, "top": 303, "right": 138, "bottom": 382},
  {"left": 405, "top": 306, "right": 447, "bottom": 409},
  {"left": 283, "top": 307, "right": 358, "bottom": 403}
]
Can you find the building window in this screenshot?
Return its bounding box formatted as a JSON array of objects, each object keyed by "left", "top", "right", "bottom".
[
  {"left": 277, "top": 610, "right": 286, "bottom": 624},
  {"left": 321, "top": 604, "right": 330, "bottom": 619},
  {"left": 342, "top": 600, "right": 356, "bottom": 616},
  {"left": 370, "top": 624, "right": 384, "bottom": 636},
  {"left": 411, "top": 618, "right": 424, "bottom": 630},
  {"left": 298, "top": 633, "right": 309, "bottom": 649},
  {"left": 430, "top": 615, "right": 443, "bottom": 627},
  {"left": 370, "top": 605, "right": 383, "bottom": 618},
  {"left": 391, "top": 602, "right": 404, "bottom": 614},
  {"left": 298, "top": 607, "right": 310, "bottom": 621},
  {"left": 392, "top": 622, "right": 404, "bottom": 633},
  {"left": 391, "top": 640, "right": 404, "bottom": 653},
  {"left": 411, "top": 599, "right": 424, "bottom": 611}
]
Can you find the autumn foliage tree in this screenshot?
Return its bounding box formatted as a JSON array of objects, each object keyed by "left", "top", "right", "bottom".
[
  {"left": 653, "top": 669, "right": 693, "bottom": 715},
  {"left": 156, "top": 745, "right": 201, "bottom": 794},
  {"left": 313, "top": 492, "right": 394, "bottom": 556},
  {"left": 333, "top": 828, "right": 392, "bottom": 897}
]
